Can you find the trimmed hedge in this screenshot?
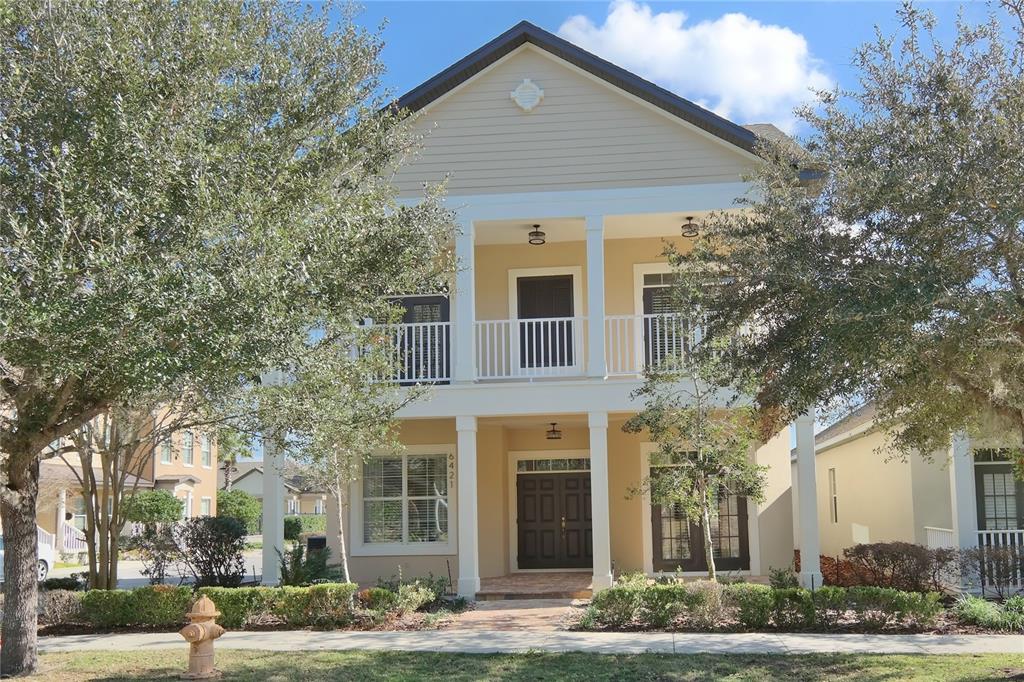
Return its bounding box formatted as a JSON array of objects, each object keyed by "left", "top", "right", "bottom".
[
  {"left": 581, "top": 581, "right": 943, "bottom": 631},
  {"left": 283, "top": 515, "right": 327, "bottom": 541},
  {"left": 79, "top": 586, "right": 192, "bottom": 628}
]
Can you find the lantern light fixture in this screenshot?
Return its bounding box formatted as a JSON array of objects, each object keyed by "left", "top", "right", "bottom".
[
  {"left": 528, "top": 224, "right": 546, "bottom": 245},
  {"left": 680, "top": 216, "right": 700, "bottom": 238},
  {"left": 545, "top": 422, "right": 562, "bottom": 440}
]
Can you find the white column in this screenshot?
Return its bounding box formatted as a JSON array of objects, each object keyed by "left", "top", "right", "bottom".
[
  {"left": 456, "top": 415, "right": 480, "bottom": 598},
  {"left": 261, "top": 439, "right": 285, "bottom": 585},
  {"left": 585, "top": 215, "right": 607, "bottom": 378},
  {"left": 794, "top": 410, "right": 823, "bottom": 589},
  {"left": 949, "top": 431, "right": 977, "bottom": 549},
  {"left": 453, "top": 219, "right": 476, "bottom": 383},
  {"left": 56, "top": 488, "right": 67, "bottom": 552},
  {"left": 589, "top": 411, "right": 614, "bottom": 590}
]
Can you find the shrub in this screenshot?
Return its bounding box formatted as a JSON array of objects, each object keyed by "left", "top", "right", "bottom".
[
  {"left": 954, "top": 594, "right": 1007, "bottom": 629},
  {"left": 377, "top": 572, "right": 450, "bottom": 598},
  {"left": 196, "top": 586, "right": 277, "bottom": 629},
  {"left": 772, "top": 588, "right": 815, "bottom": 629},
  {"left": 681, "top": 580, "right": 726, "bottom": 629},
  {"left": 284, "top": 514, "right": 327, "bottom": 541},
  {"left": 768, "top": 566, "right": 799, "bottom": 589},
  {"left": 126, "top": 525, "right": 179, "bottom": 585},
  {"left": 42, "top": 576, "right": 84, "bottom": 591},
  {"left": 175, "top": 516, "right": 246, "bottom": 587},
  {"left": 278, "top": 544, "right": 332, "bottom": 586},
  {"left": 1003, "top": 595, "right": 1024, "bottom": 631},
  {"left": 79, "top": 590, "right": 134, "bottom": 628},
  {"left": 130, "top": 585, "right": 192, "bottom": 627},
  {"left": 637, "top": 584, "right": 687, "bottom": 628},
  {"left": 811, "top": 586, "right": 848, "bottom": 628},
  {"left": 359, "top": 587, "right": 398, "bottom": 612},
  {"left": 841, "top": 542, "right": 956, "bottom": 593},
  {"left": 396, "top": 582, "right": 436, "bottom": 613},
  {"left": 726, "top": 583, "right": 774, "bottom": 629},
  {"left": 123, "top": 490, "right": 183, "bottom": 524},
  {"left": 40, "top": 590, "right": 84, "bottom": 626},
  {"left": 959, "top": 545, "right": 1024, "bottom": 599},
  {"left": 217, "top": 489, "right": 262, "bottom": 534},
  {"left": 586, "top": 586, "right": 642, "bottom": 627},
  {"left": 277, "top": 583, "right": 358, "bottom": 627}
]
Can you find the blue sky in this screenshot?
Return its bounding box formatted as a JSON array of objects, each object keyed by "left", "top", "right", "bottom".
[{"left": 347, "top": 1, "right": 991, "bottom": 133}]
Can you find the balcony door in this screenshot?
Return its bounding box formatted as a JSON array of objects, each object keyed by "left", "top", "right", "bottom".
[
  {"left": 396, "top": 295, "right": 450, "bottom": 384},
  {"left": 516, "top": 275, "right": 576, "bottom": 372},
  {"left": 641, "top": 272, "right": 689, "bottom": 369}
]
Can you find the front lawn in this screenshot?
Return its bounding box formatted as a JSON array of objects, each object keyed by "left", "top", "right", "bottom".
[{"left": 30, "top": 650, "right": 1024, "bottom": 681}]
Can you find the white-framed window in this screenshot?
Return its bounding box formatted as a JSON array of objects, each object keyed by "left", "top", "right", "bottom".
[
  {"left": 288, "top": 498, "right": 298, "bottom": 514},
  {"left": 314, "top": 497, "right": 325, "bottom": 515},
  {"left": 159, "top": 439, "right": 172, "bottom": 465},
  {"left": 70, "top": 496, "right": 87, "bottom": 531},
  {"left": 352, "top": 445, "right": 455, "bottom": 556},
  {"left": 828, "top": 468, "right": 838, "bottom": 524},
  {"left": 201, "top": 435, "right": 212, "bottom": 468},
  {"left": 200, "top": 497, "right": 212, "bottom": 516},
  {"left": 182, "top": 431, "right": 194, "bottom": 466},
  {"left": 182, "top": 492, "right": 193, "bottom": 519}
]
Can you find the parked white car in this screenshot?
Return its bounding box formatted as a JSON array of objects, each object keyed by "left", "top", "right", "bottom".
[{"left": 0, "top": 528, "right": 57, "bottom": 582}]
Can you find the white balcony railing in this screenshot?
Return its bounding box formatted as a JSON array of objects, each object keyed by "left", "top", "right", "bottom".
[
  {"left": 605, "top": 313, "right": 695, "bottom": 376},
  {"left": 476, "top": 317, "right": 585, "bottom": 379},
  {"left": 976, "top": 529, "right": 1024, "bottom": 590},
  {"left": 924, "top": 526, "right": 955, "bottom": 549},
  {"left": 368, "top": 321, "right": 451, "bottom": 384},
  {"left": 61, "top": 522, "right": 88, "bottom": 553}
]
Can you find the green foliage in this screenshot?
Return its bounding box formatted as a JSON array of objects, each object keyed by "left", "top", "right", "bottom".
[
  {"left": 725, "top": 583, "right": 774, "bottom": 629},
  {"left": 217, "top": 490, "right": 262, "bottom": 534},
  {"left": 672, "top": 4, "right": 1024, "bottom": 453},
  {"left": 276, "top": 584, "right": 359, "bottom": 628},
  {"left": 623, "top": 359, "right": 766, "bottom": 581},
  {"left": 376, "top": 572, "right": 450, "bottom": 599},
  {"left": 586, "top": 586, "right": 643, "bottom": 628},
  {"left": 771, "top": 588, "right": 816, "bottom": 630},
  {"left": 41, "top": 576, "right": 84, "bottom": 592},
  {"left": 277, "top": 544, "right": 332, "bottom": 587},
  {"left": 359, "top": 587, "right": 398, "bottom": 612},
  {"left": 284, "top": 515, "right": 327, "bottom": 541},
  {"left": 768, "top": 565, "right": 799, "bottom": 589},
  {"left": 637, "top": 584, "right": 688, "bottom": 628},
  {"left": 122, "top": 490, "right": 183, "bottom": 525},
  {"left": 196, "top": 587, "right": 277, "bottom": 630},
  {"left": 954, "top": 595, "right": 1024, "bottom": 632},
  {"left": 396, "top": 583, "right": 437, "bottom": 614},
  {"left": 79, "top": 586, "right": 191, "bottom": 628},
  {"left": 175, "top": 516, "right": 246, "bottom": 588}
]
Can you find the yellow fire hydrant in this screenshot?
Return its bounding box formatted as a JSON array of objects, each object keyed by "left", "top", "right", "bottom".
[{"left": 179, "top": 595, "right": 225, "bottom": 679}]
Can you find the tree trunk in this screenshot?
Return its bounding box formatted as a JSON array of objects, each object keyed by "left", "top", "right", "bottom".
[
  {"left": 331, "top": 480, "right": 350, "bottom": 584},
  {"left": 0, "top": 452, "right": 41, "bottom": 676},
  {"left": 701, "top": 486, "right": 717, "bottom": 583}
]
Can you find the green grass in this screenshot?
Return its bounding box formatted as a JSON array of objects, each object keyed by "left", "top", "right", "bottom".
[
  {"left": 53, "top": 562, "right": 82, "bottom": 570},
  {"left": 31, "top": 650, "right": 1024, "bottom": 681}
]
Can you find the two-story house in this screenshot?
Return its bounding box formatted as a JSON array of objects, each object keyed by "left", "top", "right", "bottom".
[{"left": 256, "top": 21, "right": 828, "bottom": 598}]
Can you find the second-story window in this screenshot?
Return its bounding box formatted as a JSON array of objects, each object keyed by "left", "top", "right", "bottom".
[
  {"left": 159, "top": 439, "right": 172, "bottom": 465},
  {"left": 182, "top": 431, "right": 194, "bottom": 466},
  {"left": 201, "top": 435, "right": 212, "bottom": 468}
]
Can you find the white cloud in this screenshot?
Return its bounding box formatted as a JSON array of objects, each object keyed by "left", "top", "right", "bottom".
[{"left": 558, "top": 1, "right": 833, "bottom": 133}]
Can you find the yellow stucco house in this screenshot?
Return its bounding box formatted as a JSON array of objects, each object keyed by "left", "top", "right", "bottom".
[
  {"left": 792, "top": 401, "right": 1023, "bottom": 593},
  {"left": 254, "top": 21, "right": 829, "bottom": 598}
]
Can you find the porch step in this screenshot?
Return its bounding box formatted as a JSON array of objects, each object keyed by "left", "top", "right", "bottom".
[{"left": 476, "top": 589, "right": 592, "bottom": 601}]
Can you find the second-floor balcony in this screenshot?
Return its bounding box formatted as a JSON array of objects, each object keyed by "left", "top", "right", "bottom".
[{"left": 375, "top": 313, "right": 693, "bottom": 384}]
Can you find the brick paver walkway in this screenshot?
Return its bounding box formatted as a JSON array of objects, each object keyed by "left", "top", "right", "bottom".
[{"left": 448, "top": 599, "right": 580, "bottom": 631}]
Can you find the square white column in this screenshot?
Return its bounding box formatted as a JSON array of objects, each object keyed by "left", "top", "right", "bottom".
[
  {"left": 453, "top": 219, "right": 476, "bottom": 383},
  {"left": 589, "top": 411, "right": 614, "bottom": 590},
  {"left": 456, "top": 415, "right": 480, "bottom": 598},
  {"left": 794, "top": 410, "right": 823, "bottom": 589},
  {"left": 261, "top": 438, "right": 285, "bottom": 586},
  {"left": 585, "top": 215, "right": 607, "bottom": 378},
  {"left": 949, "top": 432, "right": 977, "bottom": 549}
]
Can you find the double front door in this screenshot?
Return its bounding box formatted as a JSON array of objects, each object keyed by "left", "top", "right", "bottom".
[{"left": 516, "top": 472, "right": 593, "bottom": 569}]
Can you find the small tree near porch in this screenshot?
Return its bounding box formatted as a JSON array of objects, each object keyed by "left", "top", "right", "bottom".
[{"left": 624, "top": 360, "right": 766, "bottom": 582}]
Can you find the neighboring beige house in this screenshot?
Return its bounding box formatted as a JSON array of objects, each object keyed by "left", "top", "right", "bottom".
[
  {"left": 246, "top": 21, "right": 823, "bottom": 598},
  {"left": 791, "top": 402, "right": 1023, "bottom": 573},
  {"left": 220, "top": 462, "right": 327, "bottom": 518},
  {"left": 38, "top": 427, "right": 220, "bottom": 557}
]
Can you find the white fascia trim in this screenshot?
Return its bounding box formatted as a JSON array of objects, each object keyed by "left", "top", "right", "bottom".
[
  {"left": 411, "top": 44, "right": 532, "bottom": 118},
  {"left": 400, "top": 182, "right": 757, "bottom": 223},
  {"left": 814, "top": 419, "right": 878, "bottom": 454},
  {"left": 349, "top": 443, "right": 458, "bottom": 557}
]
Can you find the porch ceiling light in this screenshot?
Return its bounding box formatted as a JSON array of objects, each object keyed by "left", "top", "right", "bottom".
[
  {"left": 528, "top": 224, "right": 546, "bottom": 246},
  {"left": 680, "top": 216, "right": 699, "bottom": 239},
  {"left": 546, "top": 422, "right": 562, "bottom": 440}
]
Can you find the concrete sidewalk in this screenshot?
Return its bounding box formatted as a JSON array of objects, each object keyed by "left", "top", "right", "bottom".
[{"left": 39, "top": 630, "right": 1024, "bottom": 656}]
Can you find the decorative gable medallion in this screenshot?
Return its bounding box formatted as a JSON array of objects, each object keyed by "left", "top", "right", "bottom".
[{"left": 510, "top": 79, "right": 544, "bottom": 112}]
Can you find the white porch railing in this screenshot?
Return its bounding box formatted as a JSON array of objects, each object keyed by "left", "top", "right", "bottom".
[
  {"left": 61, "top": 522, "right": 88, "bottom": 553},
  {"left": 976, "top": 529, "right": 1024, "bottom": 590},
  {"left": 475, "top": 317, "right": 585, "bottom": 379},
  {"left": 924, "top": 526, "right": 955, "bottom": 549},
  {"left": 605, "top": 313, "right": 694, "bottom": 376},
  {"left": 38, "top": 527, "right": 55, "bottom": 553},
  {"left": 368, "top": 321, "right": 451, "bottom": 384}
]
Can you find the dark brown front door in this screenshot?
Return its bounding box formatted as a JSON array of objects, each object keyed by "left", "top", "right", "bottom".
[
  {"left": 517, "top": 275, "right": 574, "bottom": 368},
  {"left": 517, "top": 472, "right": 592, "bottom": 569}
]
